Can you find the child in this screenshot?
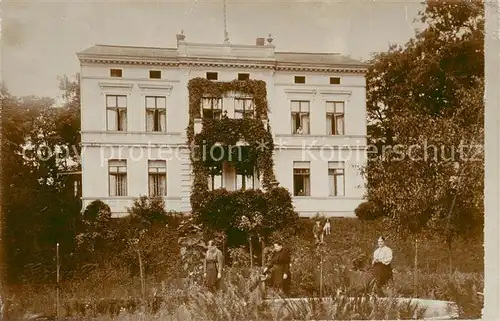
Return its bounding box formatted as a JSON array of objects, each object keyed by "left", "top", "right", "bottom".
[{"left": 313, "top": 220, "right": 323, "bottom": 245}]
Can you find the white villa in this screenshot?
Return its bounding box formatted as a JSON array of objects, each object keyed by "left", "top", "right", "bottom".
[{"left": 77, "top": 34, "right": 368, "bottom": 217}]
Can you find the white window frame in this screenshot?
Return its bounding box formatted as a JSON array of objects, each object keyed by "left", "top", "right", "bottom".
[
  {"left": 106, "top": 95, "right": 127, "bottom": 131},
  {"left": 234, "top": 97, "right": 255, "bottom": 119},
  {"left": 326, "top": 101, "right": 345, "bottom": 135},
  {"left": 328, "top": 161, "right": 345, "bottom": 196},
  {"left": 201, "top": 97, "right": 223, "bottom": 120},
  {"left": 145, "top": 96, "right": 167, "bottom": 132},
  {"left": 291, "top": 100, "right": 310, "bottom": 135},
  {"left": 148, "top": 160, "right": 167, "bottom": 196},
  {"left": 293, "top": 161, "right": 311, "bottom": 196},
  {"left": 208, "top": 164, "right": 224, "bottom": 190},
  {"left": 108, "top": 160, "right": 127, "bottom": 196}
]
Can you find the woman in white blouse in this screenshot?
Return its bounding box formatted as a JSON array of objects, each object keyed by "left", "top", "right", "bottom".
[{"left": 372, "top": 236, "right": 393, "bottom": 294}]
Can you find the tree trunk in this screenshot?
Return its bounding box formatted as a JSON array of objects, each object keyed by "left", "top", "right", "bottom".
[
  {"left": 447, "top": 237, "right": 453, "bottom": 280},
  {"left": 414, "top": 237, "right": 418, "bottom": 297},
  {"left": 260, "top": 237, "right": 265, "bottom": 267},
  {"left": 249, "top": 235, "right": 253, "bottom": 268}
]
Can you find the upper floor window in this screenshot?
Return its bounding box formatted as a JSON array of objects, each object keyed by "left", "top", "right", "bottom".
[
  {"left": 110, "top": 69, "right": 122, "bottom": 78},
  {"left": 238, "top": 73, "right": 250, "bottom": 81},
  {"left": 294, "top": 76, "right": 306, "bottom": 84},
  {"left": 291, "top": 100, "right": 310, "bottom": 134},
  {"left": 146, "top": 96, "right": 166, "bottom": 132},
  {"left": 106, "top": 95, "right": 127, "bottom": 131},
  {"left": 149, "top": 70, "right": 161, "bottom": 79},
  {"left": 330, "top": 77, "right": 341, "bottom": 85},
  {"left": 148, "top": 160, "right": 167, "bottom": 196},
  {"left": 328, "top": 162, "right": 345, "bottom": 196},
  {"left": 293, "top": 161, "right": 310, "bottom": 196},
  {"left": 326, "top": 101, "right": 344, "bottom": 135},
  {"left": 206, "top": 72, "right": 218, "bottom": 80},
  {"left": 234, "top": 97, "right": 254, "bottom": 119},
  {"left": 109, "top": 160, "right": 127, "bottom": 196},
  {"left": 201, "top": 97, "right": 223, "bottom": 119}
]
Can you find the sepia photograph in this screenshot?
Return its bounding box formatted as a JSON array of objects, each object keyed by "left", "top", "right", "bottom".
[{"left": 0, "top": 0, "right": 497, "bottom": 320}]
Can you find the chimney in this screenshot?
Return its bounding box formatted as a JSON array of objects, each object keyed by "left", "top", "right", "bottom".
[{"left": 256, "top": 37, "right": 265, "bottom": 46}]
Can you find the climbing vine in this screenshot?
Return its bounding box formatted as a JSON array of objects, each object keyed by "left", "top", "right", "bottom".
[{"left": 186, "top": 77, "right": 278, "bottom": 213}]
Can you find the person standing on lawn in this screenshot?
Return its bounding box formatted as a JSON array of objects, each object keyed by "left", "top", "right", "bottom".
[
  {"left": 372, "top": 236, "right": 393, "bottom": 295},
  {"left": 204, "top": 240, "right": 224, "bottom": 292},
  {"left": 313, "top": 219, "right": 323, "bottom": 245},
  {"left": 263, "top": 241, "right": 292, "bottom": 297}
]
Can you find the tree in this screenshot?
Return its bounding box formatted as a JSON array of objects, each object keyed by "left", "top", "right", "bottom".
[
  {"left": 2, "top": 73, "right": 82, "bottom": 282},
  {"left": 361, "top": 0, "right": 484, "bottom": 275}
]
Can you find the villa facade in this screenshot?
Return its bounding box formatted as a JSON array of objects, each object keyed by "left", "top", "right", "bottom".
[{"left": 77, "top": 34, "right": 368, "bottom": 217}]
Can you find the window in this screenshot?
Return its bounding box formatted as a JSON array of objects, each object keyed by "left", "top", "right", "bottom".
[
  {"left": 201, "top": 97, "right": 223, "bottom": 119},
  {"left": 110, "top": 69, "right": 122, "bottom": 77},
  {"left": 206, "top": 72, "right": 218, "bottom": 80},
  {"left": 208, "top": 165, "right": 223, "bottom": 190},
  {"left": 294, "top": 76, "right": 306, "bottom": 84},
  {"left": 109, "top": 160, "right": 127, "bottom": 196},
  {"left": 148, "top": 160, "right": 167, "bottom": 196},
  {"left": 293, "top": 161, "right": 310, "bottom": 196},
  {"left": 106, "top": 95, "right": 127, "bottom": 131},
  {"left": 330, "top": 77, "right": 341, "bottom": 85},
  {"left": 326, "top": 101, "right": 344, "bottom": 135},
  {"left": 146, "top": 96, "right": 166, "bottom": 132},
  {"left": 291, "top": 100, "right": 310, "bottom": 134},
  {"left": 235, "top": 170, "right": 255, "bottom": 190},
  {"left": 149, "top": 70, "right": 161, "bottom": 79},
  {"left": 238, "top": 73, "right": 250, "bottom": 81},
  {"left": 234, "top": 97, "right": 254, "bottom": 119},
  {"left": 328, "top": 162, "right": 345, "bottom": 196}
]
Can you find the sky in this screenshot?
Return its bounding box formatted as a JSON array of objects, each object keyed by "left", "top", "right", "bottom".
[{"left": 1, "top": 0, "right": 425, "bottom": 100}]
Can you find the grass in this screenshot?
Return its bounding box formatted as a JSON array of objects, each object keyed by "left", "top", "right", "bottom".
[{"left": 4, "top": 217, "right": 484, "bottom": 320}]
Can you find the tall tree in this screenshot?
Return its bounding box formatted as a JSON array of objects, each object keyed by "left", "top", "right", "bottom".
[
  {"left": 361, "top": 0, "right": 484, "bottom": 274},
  {"left": 2, "top": 73, "right": 82, "bottom": 283}
]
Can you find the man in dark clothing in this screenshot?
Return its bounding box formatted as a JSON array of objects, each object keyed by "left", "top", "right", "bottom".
[{"left": 263, "top": 241, "right": 291, "bottom": 296}]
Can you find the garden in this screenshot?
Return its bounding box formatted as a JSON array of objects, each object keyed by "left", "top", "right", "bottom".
[{"left": 3, "top": 195, "right": 484, "bottom": 320}]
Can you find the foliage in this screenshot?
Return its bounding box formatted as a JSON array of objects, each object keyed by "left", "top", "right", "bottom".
[
  {"left": 355, "top": 200, "right": 385, "bottom": 221},
  {"left": 186, "top": 77, "right": 297, "bottom": 258},
  {"left": 197, "top": 188, "right": 297, "bottom": 248},
  {"left": 2, "top": 75, "right": 82, "bottom": 283},
  {"left": 364, "top": 0, "right": 484, "bottom": 242},
  {"left": 187, "top": 78, "right": 277, "bottom": 215}
]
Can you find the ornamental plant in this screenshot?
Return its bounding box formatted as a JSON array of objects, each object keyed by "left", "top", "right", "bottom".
[{"left": 186, "top": 77, "right": 299, "bottom": 260}]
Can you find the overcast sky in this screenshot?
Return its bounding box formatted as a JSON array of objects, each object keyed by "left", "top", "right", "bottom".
[{"left": 1, "top": 0, "right": 424, "bottom": 100}]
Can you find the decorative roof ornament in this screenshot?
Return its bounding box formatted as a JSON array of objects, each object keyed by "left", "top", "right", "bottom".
[
  {"left": 176, "top": 30, "right": 186, "bottom": 42},
  {"left": 266, "top": 34, "right": 273, "bottom": 45}
]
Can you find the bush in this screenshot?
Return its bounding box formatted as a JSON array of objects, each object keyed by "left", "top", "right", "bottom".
[
  {"left": 355, "top": 200, "right": 385, "bottom": 220},
  {"left": 197, "top": 187, "right": 299, "bottom": 247}
]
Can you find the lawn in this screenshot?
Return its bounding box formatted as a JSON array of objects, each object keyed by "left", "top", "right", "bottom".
[{"left": 4, "top": 218, "right": 484, "bottom": 320}]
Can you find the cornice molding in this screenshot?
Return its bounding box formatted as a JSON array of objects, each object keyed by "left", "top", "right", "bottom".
[
  {"left": 276, "top": 66, "right": 367, "bottom": 74},
  {"left": 318, "top": 89, "right": 353, "bottom": 96},
  {"left": 284, "top": 88, "right": 317, "bottom": 95},
  {"left": 98, "top": 82, "right": 133, "bottom": 89},
  {"left": 81, "top": 57, "right": 366, "bottom": 73},
  {"left": 138, "top": 83, "right": 173, "bottom": 92}
]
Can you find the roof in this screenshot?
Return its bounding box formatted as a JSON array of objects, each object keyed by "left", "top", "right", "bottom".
[
  {"left": 77, "top": 43, "right": 367, "bottom": 70},
  {"left": 78, "top": 44, "right": 178, "bottom": 59},
  {"left": 275, "top": 52, "right": 366, "bottom": 67}
]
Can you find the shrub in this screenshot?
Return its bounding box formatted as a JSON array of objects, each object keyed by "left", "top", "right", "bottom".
[{"left": 355, "top": 200, "right": 384, "bottom": 220}]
